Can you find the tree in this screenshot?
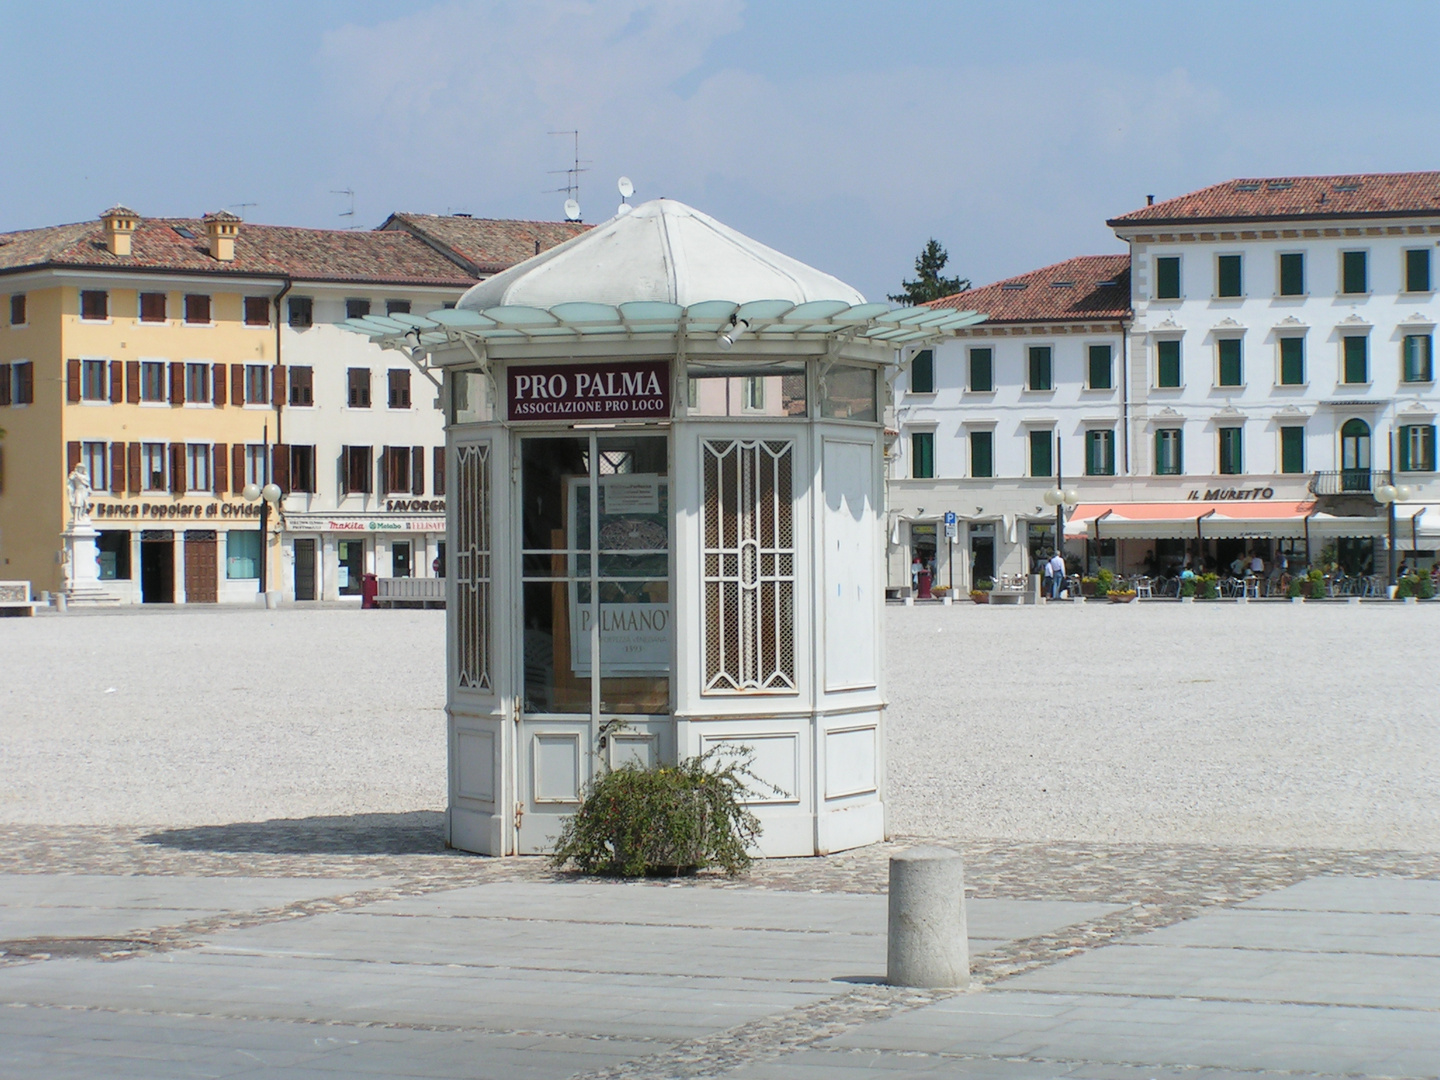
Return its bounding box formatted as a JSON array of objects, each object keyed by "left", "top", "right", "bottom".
[{"left": 889, "top": 238, "right": 969, "bottom": 305}]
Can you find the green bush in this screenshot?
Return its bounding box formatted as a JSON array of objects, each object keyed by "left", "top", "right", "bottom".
[
  {"left": 1180, "top": 576, "right": 1197, "bottom": 598},
  {"left": 551, "top": 745, "right": 766, "bottom": 877},
  {"left": 1306, "top": 569, "right": 1326, "bottom": 600},
  {"left": 974, "top": 577, "right": 994, "bottom": 592},
  {"left": 1398, "top": 573, "right": 1434, "bottom": 600},
  {"left": 1095, "top": 568, "right": 1115, "bottom": 597},
  {"left": 1200, "top": 573, "right": 1219, "bottom": 599},
  {"left": 1286, "top": 576, "right": 1305, "bottom": 599}
]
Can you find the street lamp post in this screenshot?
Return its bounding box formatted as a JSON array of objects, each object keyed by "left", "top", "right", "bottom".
[
  {"left": 1373, "top": 430, "right": 1412, "bottom": 595},
  {"left": 1041, "top": 439, "right": 1080, "bottom": 596},
  {"left": 242, "top": 423, "right": 283, "bottom": 599}
]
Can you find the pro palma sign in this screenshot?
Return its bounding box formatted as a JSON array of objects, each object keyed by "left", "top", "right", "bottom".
[{"left": 508, "top": 360, "right": 670, "bottom": 421}]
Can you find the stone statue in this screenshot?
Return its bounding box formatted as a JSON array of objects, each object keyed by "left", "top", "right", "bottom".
[{"left": 66, "top": 463, "right": 92, "bottom": 525}]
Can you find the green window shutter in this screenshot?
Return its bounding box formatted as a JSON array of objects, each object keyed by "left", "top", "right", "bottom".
[
  {"left": 912, "top": 432, "right": 934, "bottom": 479},
  {"left": 1280, "top": 426, "right": 1305, "bottom": 474},
  {"left": 1343, "top": 336, "right": 1368, "bottom": 384},
  {"left": 1403, "top": 335, "right": 1433, "bottom": 382},
  {"left": 969, "top": 348, "right": 993, "bottom": 392},
  {"left": 1425, "top": 427, "right": 1437, "bottom": 472},
  {"left": 1406, "top": 249, "right": 1431, "bottom": 293},
  {"left": 1028, "top": 346, "right": 1052, "bottom": 390},
  {"left": 1218, "top": 338, "right": 1243, "bottom": 386},
  {"left": 1279, "top": 336, "right": 1305, "bottom": 385},
  {"left": 970, "top": 430, "right": 993, "bottom": 478},
  {"left": 1086, "top": 429, "right": 1114, "bottom": 475},
  {"left": 1156, "top": 339, "right": 1181, "bottom": 387},
  {"left": 1217, "top": 254, "right": 1242, "bottom": 297},
  {"left": 1088, "top": 345, "right": 1112, "bottom": 389},
  {"left": 1029, "top": 430, "right": 1052, "bottom": 477},
  {"left": 1342, "top": 250, "right": 1367, "bottom": 294},
  {"left": 1399, "top": 426, "right": 1413, "bottom": 472},
  {"left": 1219, "top": 427, "right": 1243, "bottom": 475},
  {"left": 1279, "top": 252, "right": 1305, "bottom": 296},
  {"left": 911, "top": 349, "right": 935, "bottom": 394},
  {"left": 1155, "top": 256, "right": 1181, "bottom": 299},
  {"left": 1155, "top": 428, "right": 1183, "bottom": 475}
]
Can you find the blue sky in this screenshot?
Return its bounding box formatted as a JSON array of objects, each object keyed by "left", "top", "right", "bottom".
[{"left": 3, "top": 1, "right": 1438, "bottom": 303}]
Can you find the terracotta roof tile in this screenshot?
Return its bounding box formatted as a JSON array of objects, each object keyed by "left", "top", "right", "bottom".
[
  {"left": 0, "top": 216, "right": 479, "bottom": 287},
  {"left": 926, "top": 254, "right": 1130, "bottom": 324},
  {"left": 379, "top": 213, "right": 591, "bottom": 276},
  {"left": 1109, "top": 171, "right": 1440, "bottom": 226}
]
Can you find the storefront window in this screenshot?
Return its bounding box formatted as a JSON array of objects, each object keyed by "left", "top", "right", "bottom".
[
  {"left": 225, "top": 530, "right": 260, "bottom": 579},
  {"left": 689, "top": 367, "right": 806, "bottom": 418},
  {"left": 338, "top": 540, "right": 365, "bottom": 595},
  {"left": 96, "top": 531, "right": 130, "bottom": 580}
]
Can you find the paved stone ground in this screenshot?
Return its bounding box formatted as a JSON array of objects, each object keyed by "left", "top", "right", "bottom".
[{"left": 1, "top": 605, "right": 1438, "bottom": 1077}]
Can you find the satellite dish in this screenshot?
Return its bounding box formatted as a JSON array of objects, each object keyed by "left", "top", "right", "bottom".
[
  {"left": 617, "top": 176, "right": 634, "bottom": 199},
  {"left": 616, "top": 203, "right": 632, "bottom": 216},
  {"left": 563, "top": 198, "right": 581, "bottom": 221}
]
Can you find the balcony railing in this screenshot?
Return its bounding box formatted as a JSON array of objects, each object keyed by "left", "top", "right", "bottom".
[{"left": 1309, "top": 470, "right": 1377, "bottom": 496}]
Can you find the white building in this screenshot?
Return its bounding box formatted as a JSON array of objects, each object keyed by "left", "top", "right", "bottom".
[{"left": 889, "top": 171, "right": 1440, "bottom": 591}]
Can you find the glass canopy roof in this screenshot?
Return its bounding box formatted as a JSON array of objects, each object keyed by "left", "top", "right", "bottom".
[{"left": 339, "top": 299, "right": 987, "bottom": 360}]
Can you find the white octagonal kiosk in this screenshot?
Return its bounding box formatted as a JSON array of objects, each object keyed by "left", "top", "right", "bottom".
[{"left": 344, "top": 200, "right": 984, "bottom": 856}]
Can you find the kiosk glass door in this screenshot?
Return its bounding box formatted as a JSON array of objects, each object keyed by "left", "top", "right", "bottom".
[{"left": 517, "top": 433, "right": 672, "bottom": 851}]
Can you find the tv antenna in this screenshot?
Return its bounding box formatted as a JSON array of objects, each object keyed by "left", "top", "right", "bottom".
[
  {"left": 546, "top": 130, "right": 589, "bottom": 221},
  {"left": 228, "top": 202, "right": 257, "bottom": 218},
  {"left": 331, "top": 188, "right": 358, "bottom": 229}
]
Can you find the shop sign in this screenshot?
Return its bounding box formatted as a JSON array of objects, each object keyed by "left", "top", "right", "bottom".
[
  {"left": 1186, "top": 487, "right": 1276, "bottom": 501},
  {"left": 284, "top": 514, "right": 446, "bottom": 533},
  {"left": 508, "top": 360, "right": 670, "bottom": 421},
  {"left": 385, "top": 499, "right": 445, "bottom": 512},
  {"left": 570, "top": 603, "right": 672, "bottom": 675},
  {"left": 90, "top": 500, "right": 261, "bottom": 520}
]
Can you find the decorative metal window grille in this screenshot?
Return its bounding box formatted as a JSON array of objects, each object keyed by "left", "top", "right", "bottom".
[
  {"left": 455, "top": 443, "right": 492, "bottom": 692},
  {"left": 701, "top": 439, "right": 796, "bottom": 694}
]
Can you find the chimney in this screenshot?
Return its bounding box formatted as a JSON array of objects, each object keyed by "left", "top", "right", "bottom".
[
  {"left": 100, "top": 205, "right": 140, "bottom": 256},
  {"left": 1146, "top": 194, "right": 1155, "bottom": 206},
  {"left": 203, "top": 211, "right": 241, "bottom": 262}
]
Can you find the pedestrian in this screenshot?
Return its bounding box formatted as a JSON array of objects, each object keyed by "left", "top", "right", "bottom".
[
  {"left": 911, "top": 555, "right": 922, "bottom": 593},
  {"left": 1048, "top": 550, "right": 1066, "bottom": 600}
]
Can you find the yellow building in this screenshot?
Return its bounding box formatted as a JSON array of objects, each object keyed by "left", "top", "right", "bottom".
[{"left": 0, "top": 208, "right": 506, "bottom": 601}]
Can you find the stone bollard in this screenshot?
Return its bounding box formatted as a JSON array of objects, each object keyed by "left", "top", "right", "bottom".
[{"left": 887, "top": 846, "right": 969, "bottom": 988}]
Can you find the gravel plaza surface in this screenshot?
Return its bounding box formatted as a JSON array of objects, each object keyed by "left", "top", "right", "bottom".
[
  {"left": 2, "top": 602, "right": 1437, "bottom": 851},
  {"left": 1, "top": 602, "right": 1438, "bottom": 1079}
]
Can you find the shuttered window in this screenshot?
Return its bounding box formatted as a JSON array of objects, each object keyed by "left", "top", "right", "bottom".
[
  {"left": 343, "top": 446, "right": 373, "bottom": 494},
  {"left": 1404, "top": 249, "right": 1431, "bottom": 293},
  {"left": 186, "top": 444, "right": 211, "bottom": 490},
  {"left": 1279, "top": 252, "right": 1305, "bottom": 296},
  {"left": 970, "top": 430, "right": 993, "bottom": 478},
  {"left": 244, "top": 296, "right": 271, "bottom": 326},
  {"left": 1341, "top": 250, "right": 1367, "bottom": 295},
  {"left": 388, "top": 368, "right": 411, "bottom": 409},
  {"left": 288, "top": 366, "right": 313, "bottom": 405},
  {"left": 1279, "top": 336, "right": 1305, "bottom": 385},
  {"left": 1085, "top": 428, "right": 1115, "bottom": 476},
  {"left": 1218, "top": 427, "right": 1243, "bottom": 475},
  {"left": 909, "top": 349, "right": 935, "bottom": 394},
  {"left": 968, "top": 347, "right": 993, "bottom": 392},
  {"left": 1156, "top": 339, "right": 1182, "bottom": 387},
  {"left": 911, "top": 432, "right": 934, "bottom": 479},
  {"left": 347, "top": 368, "right": 371, "bottom": 408},
  {"left": 183, "top": 294, "right": 211, "bottom": 324},
  {"left": 433, "top": 447, "right": 446, "bottom": 496},
  {"left": 1403, "top": 335, "right": 1433, "bottom": 382},
  {"left": 1217, "top": 254, "right": 1242, "bottom": 297},
  {"left": 9, "top": 294, "right": 24, "bottom": 325},
  {"left": 1155, "top": 256, "right": 1181, "bottom": 299},
  {"left": 345, "top": 299, "right": 371, "bottom": 320},
  {"left": 1399, "top": 425, "right": 1436, "bottom": 472},
  {"left": 287, "top": 296, "right": 313, "bottom": 328},
  {"left": 143, "top": 443, "right": 168, "bottom": 490},
  {"left": 1279, "top": 426, "right": 1304, "bottom": 475},
  {"left": 1342, "top": 336, "right": 1368, "bottom": 384},
  {"left": 289, "top": 445, "right": 316, "bottom": 493},
  {"left": 244, "top": 364, "right": 269, "bottom": 404},
  {"left": 1027, "top": 346, "right": 1052, "bottom": 391},
  {"left": 1087, "top": 344, "right": 1112, "bottom": 389},
  {"left": 140, "top": 361, "right": 166, "bottom": 402},
  {"left": 82, "top": 442, "right": 108, "bottom": 490},
  {"left": 1029, "top": 429, "right": 1053, "bottom": 477},
  {"left": 139, "top": 292, "right": 167, "bottom": 322},
  {"left": 81, "top": 359, "right": 108, "bottom": 401},
  {"left": 1155, "top": 428, "right": 1183, "bottom": 475},
  {"left": 80, "top": 290, "right": 108, "bottom": 320},
  {"left": 13, "top": 362, "right": 33, "bottom": 404},
  {"left": 1217, "top": 338, "right": 1243, "bottom": 387}
]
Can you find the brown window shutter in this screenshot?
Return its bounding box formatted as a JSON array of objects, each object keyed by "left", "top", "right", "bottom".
[
  {"left": 213, "top": 364, "right": 226, "bottom": 407},
  {"left": 66, "top": 358, "right": 81, "bottom": 402},
  {"left": 67, "top": 440, "right": 82, "bottom": 473},
  {"left": 0, "top": 364, "right": 10, "bottom": 407},
  {"left": 272, "top": 364, "right": 287, "bottom": 406},
  {"left": 231, "top": 364, "right": 244, "bottom": 404},
  {"left": 379, "top": 446, "right": 390, "bottom": 495},
  {"left": 127, "top": 442, "right": 142, "bottom": 493},
  {"left": 126, "top": 360, "right": 141, "bottom": 403},
  {"left": 272, "top": 443, "right": 290, "bottom": 491},
  {"left": 170, "top": 443, "right": 185, "bottom": 493},
  {"left": 412, "top": 445, "right": 424, "bottom": 494},
  {"left": 433, "top": 447, "right": 445, "bottom": 497},
  {"left": 169, "top": 361, "right": 184, "bottom": 405},
  {"left": 339, "top": 448, "right": 349, "bottom": 495},
  {"left": 232, "top": 444, "right": 245, "bottom": 494},
  {"left": 110, "top": 360, "right": 123, "bottom": 403},
  {"left": 110, "top": 442, "right": 126, "bottom": 492},
  {"left": 213, "top": 442, "right": 228, "bottom": 495}
]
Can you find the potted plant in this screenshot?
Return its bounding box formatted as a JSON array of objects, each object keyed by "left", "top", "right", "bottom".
[
  {"left": 1180, "top": 576, "right": 1198, "bottom": 600},
  {"left": 1286, "top": 575, "right": 1306, "bottom": 601},
  {"left": 1080, "top": 576, "right": 1097, "bottom": 597},
  {"left": 1095, "top": 568, "right": 1115, "bottom": 598},
  {"left": 1199, "top": 573, "right": 1220, "bottom": 599},
  {"left": 1108, "top": 576, "right": 1137, "bottom": 603},
  {"left": 1306, "top": 569, "right": 1326, "bottom": 600},
  {"left": 970, "top": 577, "right": 993, "bottom": 604}
]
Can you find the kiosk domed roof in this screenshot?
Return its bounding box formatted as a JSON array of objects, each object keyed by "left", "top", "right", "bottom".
[{"left": 458, "top": 199, "right": 865, "bottom": 310}]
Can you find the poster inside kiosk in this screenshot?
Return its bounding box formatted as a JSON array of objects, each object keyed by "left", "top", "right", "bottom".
[{"left": 567, "top": 472, "right": 671, "bottom": 677}]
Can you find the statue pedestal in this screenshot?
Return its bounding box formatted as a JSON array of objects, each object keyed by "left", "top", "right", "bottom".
[{"left": 62, "top": 523, "right": 118, "bottom": 605}]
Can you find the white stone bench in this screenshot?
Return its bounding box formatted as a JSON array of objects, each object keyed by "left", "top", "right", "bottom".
[
  {"left": 988, "top": 589, "right": 1026, "bottom": 605},
  {"left": 375, "top": 577, "right": 445, "bottom": 609},
  {"left": 0, "top": 581, "right": 37, "bottom": 617}
]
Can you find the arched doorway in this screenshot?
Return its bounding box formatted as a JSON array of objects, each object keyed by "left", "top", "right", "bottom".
[{"left": 1340, "top": 418, "right": 1371, "bottom": 492}]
